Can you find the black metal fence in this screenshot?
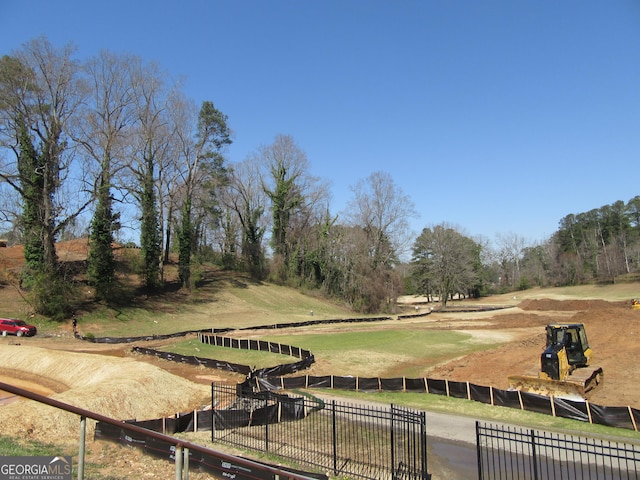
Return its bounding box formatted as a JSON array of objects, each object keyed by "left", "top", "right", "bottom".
[
  {"left": 476, "top": 421, "right": 640, "bottom": 479},
  {"left": 211, "top": 384, "right": 430, "bottom": 480}
]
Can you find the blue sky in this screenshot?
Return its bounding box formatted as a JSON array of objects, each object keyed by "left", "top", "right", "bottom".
[{"left": 1, "top": 1, "right": 639, "bottom": 245}]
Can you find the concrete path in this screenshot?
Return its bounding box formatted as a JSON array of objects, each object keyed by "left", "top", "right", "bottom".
[{"left": 425, "top": 411, "right": 478, "bottom": 479}]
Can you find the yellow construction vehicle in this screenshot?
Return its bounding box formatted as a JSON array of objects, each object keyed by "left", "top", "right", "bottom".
[
  {"left": 508, "top": 323, "right": 603, "bottom": 398},
  {"left": 632, "top": 298, "right": 640, "bottom": 310}
]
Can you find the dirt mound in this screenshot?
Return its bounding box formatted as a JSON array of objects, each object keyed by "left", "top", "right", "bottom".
[
  {"left": 518, "top": 298, "right": 622, "bottom": 311},
  {"left": 0, "top": 344, "right": 210, "bottom": 442}
]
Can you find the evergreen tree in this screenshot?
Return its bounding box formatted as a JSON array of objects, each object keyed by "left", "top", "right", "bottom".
[
  {"left": 87, "top": 166, "right": 119, "bottom": 300},
  {"left": 81, "top": 50, "right": 135, "bottom": 301},
  {"left": 175, "top": 101, "right": 231, "bottom": 289},
  {"left": 412, "top": 224, "right": 479, "bottom": 306},
  {"left": 242, "top": 204, "right": 266, "bottom": 279},
  {"left": 268, "top": 165, "right": 300, "bottom": 259},
  {"left": 140, "top": 154, "right": 161, "bottom": 289},
  {"left": 178, "top": 196, "right": 193, "bottom": 288}
]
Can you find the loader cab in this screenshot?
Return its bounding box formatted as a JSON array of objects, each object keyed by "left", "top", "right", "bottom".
[{"left": 545, "top": 324, "right": 591, "bottom": 368}]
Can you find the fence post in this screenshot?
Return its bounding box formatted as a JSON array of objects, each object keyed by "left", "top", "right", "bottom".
[
  {"left": 211, "top": 384, "right": 215, "bottom": 442},
  {"left": 184, "top": 447, "right": 189, "bottom": 480},
  {"left": 420, "top": 410, "right": 428, "bottom": 480},
  {"left": 332, "top": 401, "right": 338, "bottom": 476},
  {"left": 78, "top": 415, "right": 86, "bottom": 480},
  {"left": 475, "top": 421, "right": 482, "bottom": 480},
  {"left": 530, "top": 429, "right": 538, "bottom": 480},
  {"left": 390, "top": 405, "right": 395, "bottom": 479},
  {"left": 175, "top": 444, "right": 183, "bottom": 480},
  {"left": 629, "top": 406, "right": 638, "bottom": 431},
  {"left": 265, "top": 406, "right": 270, "bottom": 452}
]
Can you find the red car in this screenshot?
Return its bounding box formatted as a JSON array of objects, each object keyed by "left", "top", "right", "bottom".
[{"left": 0, "top": 318, "right": 37, "bottom": 337}]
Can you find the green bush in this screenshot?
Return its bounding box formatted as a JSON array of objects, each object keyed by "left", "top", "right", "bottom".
[{"left": 24, "top": 271, "right": 74, "bottom": 321}]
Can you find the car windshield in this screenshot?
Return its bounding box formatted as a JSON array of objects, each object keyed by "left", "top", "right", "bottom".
[{"left": 13, "top": 320, "right": 27, "bottom": 326}]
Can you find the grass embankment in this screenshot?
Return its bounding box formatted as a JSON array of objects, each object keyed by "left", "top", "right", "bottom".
[
  {"left": 39, "top": 271, "right": 357, "bottom": 338},
  {"left": 164, "top": 338, "right": 298, "bottom": 368}
]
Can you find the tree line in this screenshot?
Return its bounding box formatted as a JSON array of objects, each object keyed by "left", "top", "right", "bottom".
[
  {"left": 0, "top": 38, "right": 419, "bottom": 319},
  {"left": 410, "top": 196, "right": 640, "bottom": 305},
  {"left": 1, "top": 38, "right": 637, "bottom": 320}
]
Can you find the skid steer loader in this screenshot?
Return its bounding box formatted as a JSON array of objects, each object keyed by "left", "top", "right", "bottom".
[{"left": 508, "top": 324, "right": 603, "bottom": 399}]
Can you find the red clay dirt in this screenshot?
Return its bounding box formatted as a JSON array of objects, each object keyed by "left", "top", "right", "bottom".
[{"left": 426, "top": 299, "right": 639, "bottom": 408}]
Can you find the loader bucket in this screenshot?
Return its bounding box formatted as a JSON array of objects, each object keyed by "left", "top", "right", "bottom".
[{"left": 507, "top": 366, "right": 603, "bottom": 399}]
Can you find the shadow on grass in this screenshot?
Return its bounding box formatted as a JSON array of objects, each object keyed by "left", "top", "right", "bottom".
[{"left": 76, "top": 267, "right": 263, "bottom": 319}]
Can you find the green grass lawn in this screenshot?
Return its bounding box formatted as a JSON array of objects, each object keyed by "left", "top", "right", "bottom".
[
  {"left": 158, "top": 328, "right": 502, "bottom": 378},
  {"left": 261, "top": 329, "right": 500, "bottom": 377},
  {"left": 161, "top": 338, "right": 298, "bottom": 369},
  {"left": 0, "top": 435, "right": 67, "bottom": 457}
]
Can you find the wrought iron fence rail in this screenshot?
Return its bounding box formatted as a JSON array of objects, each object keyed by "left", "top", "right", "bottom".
[
  {"left": 212, "top": 383, "right": 430, "bottom": 480},
  {"left": 477, "top": 422, "right": 640, "bottom": 480},
  {"left": 480, "top": 424, "right": 640, "bottom": 462},
  {"left": 215, "top": 417, "right": 392, "bottom": 478},
  {"left": 215, "top": 429, "right": 391, "bottom": 480}
]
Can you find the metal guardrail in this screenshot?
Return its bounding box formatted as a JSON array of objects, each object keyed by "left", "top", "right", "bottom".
[{"left": 0, "top": 381, "right": 323, "bottom": 480}]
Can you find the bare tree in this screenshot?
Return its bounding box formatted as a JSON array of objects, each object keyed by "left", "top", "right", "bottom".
[
  {"left": 221, "top": 156, "right": 269, "bottom": 278},
  {"left": 0, "top": 37, "right": 89, "bottom": 317},
  {"left": 260, "top": 134, "right": 309, "bottom": 259},
  {"left": 495, "top": 232, "right": 529, "bottom": 289},
  {"left": 259, "top": 134, "right": 330, "bottom": 282},
  {"left": 77, "top": 50, "right": 138, "bottom": 299},
  {"left": 331, "top": 171, "right": 416, "bottom": 311},
  {"left": 344, "top": 171, "right": 417, "bottom": 267},
  {"left": 125, "top": 59, "right": 171, "bottom": 288}
]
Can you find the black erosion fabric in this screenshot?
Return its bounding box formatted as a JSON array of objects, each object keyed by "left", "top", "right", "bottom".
[{"left": 553, "top": 397, "right": 590, "bottom": 422}]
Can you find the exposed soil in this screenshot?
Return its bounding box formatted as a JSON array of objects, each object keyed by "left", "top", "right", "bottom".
[{"left": 425, "top": 299, "right": 639, "bottom": 408}]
